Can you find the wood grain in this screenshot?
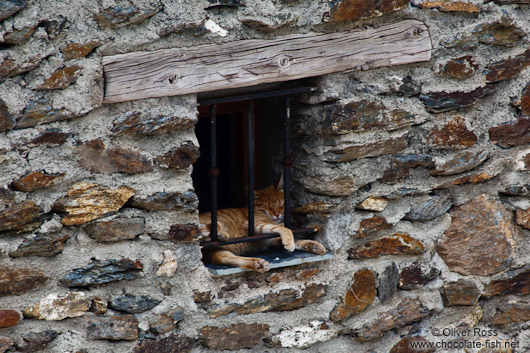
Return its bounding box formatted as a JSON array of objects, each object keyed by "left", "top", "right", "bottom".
[{"left": 102, "top": 20, "right": 432, "bottom": 103}]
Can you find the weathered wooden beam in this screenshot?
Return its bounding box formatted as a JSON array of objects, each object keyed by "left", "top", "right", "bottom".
[{"left": 102, "top": 20, "right": 432, "bottom": 103}]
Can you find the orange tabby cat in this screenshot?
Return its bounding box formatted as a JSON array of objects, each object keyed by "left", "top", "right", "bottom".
[{"left": 200, "top": 181, "right": 326, "bottom": 272}]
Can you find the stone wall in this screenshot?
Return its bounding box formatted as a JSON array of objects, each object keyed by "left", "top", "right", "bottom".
[{"left": 1, "top": 0, "right": 530, "bottom": 352}]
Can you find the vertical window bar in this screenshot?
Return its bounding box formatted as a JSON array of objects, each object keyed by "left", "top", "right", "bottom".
[
  {"left": 248, "top": 100, "right": 255, "bottom": 236},
  {"left": 283, "top": 96, "right": 292, "bottom": 229},
  {"left": 209, "top": 105, "right": 219, "bottom": 242}
]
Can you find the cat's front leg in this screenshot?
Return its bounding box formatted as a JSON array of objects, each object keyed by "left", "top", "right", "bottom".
[{"left": 257, "top": 224, "right": 295, "bottom": 252}]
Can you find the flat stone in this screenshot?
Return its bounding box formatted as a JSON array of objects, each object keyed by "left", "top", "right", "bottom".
[
  {"left": 266, "top": 273, "right": 286, "bottom": 284},
  {"left": 378, "top": 262, "right": 399, "bottom": 304},
  {"left": 434, "top": 172, "right": 496, "bottom": 189},
  {"left": 302, "top": 176, "right": 356, "bottom": 196},
  {"left": 11, "top": 171, "right": 65, "bottom": 192},
  {"left": 90, "top": 297, "right": 108, "bottom": 315},
  {"left": 419, "top": 1, "right": 479, "bottom": 12},
  {"left": 445, "top": 21, "right": 525, "bottom": 48},
  {"left": 54, "top": 183, "right": 135, "bottom": 225},
  {"left": 427, "top": 115, "right": 477, "bottom": 148},
  {"left": 106, "top": 146, "right": 153, "bottom": 174},
  {"left": 15, "top": 98, "right": 75, "bottom": 129},
  {"left": 94, "top": 4, "right": 161, "bottom": 29},
  {"left": 76, "top": 141, "right": 152, "bottom": 174},
  {"left": 61, "top": 41, "right": 102, "bottom": 60},
  {"left": 292, "top": 202, "right": 333, "bottom": 215},
  {"left": 59, "top": 258, "right": 143, "bottom": 287},
  {"left": 390, "top": 336, "right": 435, "bottom": 353},
  {"left": 155, "top": 142, "right": 200, "bottom": 169},
  {"left": 399, "top": 261, "right": 440, "bottom": 289},
  {"left": 0, "top": 200, "right": 41, "bottom": 232},
  {"left": 167, "top": 223, "right": 201, "bottom": 242},
  {"left": 296, "top": 268, "right": 320, "bottom": 280},
  {"left": 22, "top": 292, "right": 90, "bottom": 320},
  {"left": 199, "top": 323, "right": 269, "bottom": 350},
  {"left": 483, "top": 266, "right": 530, "bottom": 297},
  {"left": 0, "top": 98, "right": 14, "bottom": 132},
  {"left": 330, "top": 268, "right": 376, "bottom": 322},
  {"left": 0, "top": 57, "right": 43, "bottom": 83},
  {"left": 348, "top": 233, "right": 425, "bottom": 260},
  {"left": 129, "top": 190, "right": 198, "bottom": 212},
  {"left": 149, "top": 307, "right": 184, "bottom": 335},
  {"left": 85, "top": 217, "right": 145, "bottom": 242},
  {"left": 9, "top": 233, "right": 70, "bottom": 257},
  {"left": 30, "top": 129, "right": 69, "bottom": 146},
  {"left": 0, "top": 310, "right": 19, "bottom": 327},
  {"left": 41, "top": 18, "right": 67, "bottom": 39},
  {"left": 490, "top": 300, "right": 530, "bottom": 326},
  {"left": 17, "top": 330, "right": 59, "bottom": 352},
  {"left": 109, "top": 294, "right": 161, "bottom": 314},
  {"left": 357, "top": 196, "right": 388, "bottom": 212},
  {"left": 209, "top": 283, "right": 327, "bottom": 318},
  {"left": 489, "top": 117, "right": 530, "bottom": 147},
  {"left": 330, "top": 0, "right": 409, "bottom": 22},
  {"left": 441, "top": 280, "right": 481, "bottom": 306},
  {"left": 193, "top": 291, "right": 213, "bottom": 305},
  {"left": 431, "top": 150, "right": 488, "bottom": 176},
  {"left": 356, "top": 216, "right": 392, "bottom": 238},
  {"left": 519, "top": 82, "right": 530, "bottom": 116},
  {"left": 419, "top": 84, "right": 496, "bottom": 113},
  {"left": 501, "top": 185, "right": 530, "bottom": 196},
  {"left": 516, "top": 208, "right": 530, "bottom": 229},
  {"left": 0, "top": 0, "right": 27, "bottom": 21},
  {"left": 0, "top": 267, "right": 48, "bottom": 296},
  {"left": 3, "top": 25, "right": 37, "bottom": 45},
  {"left": 486, "top": 48, "right": 530, "bottom": 83},
  {"left": 355, "top": 298, "right": 432, "bottom": 341},
  {"left": 387, "top": 188, "right": 426, "bottom": 199},
  {"left": 111, "top": 111, "right": 197, "bottom": 136},
  {"left": 272, "top": 321, "right": 338, "bottom": 348},
  {"left": 87, "top": 315, "right": 138, "bottom": 341},
  {"left": 36, "top": 66, "right": 83, "bottom": 90},
  {"left": 0, "top": 188, "right": 15, "bottom": 208},
  {"left": 0, "top": 337, "right": 14, "bottom": 353},
  {"left": 380, "top": 154, "right": 434, "bottom": 183},
  {"left": 159, "top": 20, "right": 208, "bottom": 37},
  {"left": 437, "top": 194, "right": 514, "bottom": 276},
  {"left": 331, "top": 137, "right": 407, "bottom": 162},
  {"left": 404, "top": 195, "right": 453, "bottom": 222},
  {"left": 133, "top": 334, "right": 195, "bottom": 353}
]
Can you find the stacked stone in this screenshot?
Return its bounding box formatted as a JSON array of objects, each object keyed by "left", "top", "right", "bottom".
[{"left": 0, "top": 0, "right": 530, "bottom": 352}]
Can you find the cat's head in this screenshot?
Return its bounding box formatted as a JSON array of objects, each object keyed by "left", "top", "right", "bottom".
[{"left": 255, "top": 181, "right": 284, "bottom": 224}]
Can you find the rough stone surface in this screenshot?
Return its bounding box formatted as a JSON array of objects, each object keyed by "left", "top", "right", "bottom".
[
  {"left": 434, "top": 172, "right": 496, "bottom": 189},
  {"left": 399, "top": 261, "right": 440, "bottom": 289},
  {"left": 0, "top": 267, "right": 48, "bottom": 296},
  {"left": 87, "top": 315, "right": 138, "bottom": 341},
  {"left": 302, "top": 175, "right": 356, "bottom": 196},
  {"left": 16, "top": 330, "right": 59, "bottom": 352},
  {"left": 519, "top": 82, "right": 530, "bottom": 116},
  {"left": 0, "top": 200, "right": 41, "bottom": 232},
  {"left": 378, "top": 262, "right": 399, "bottom": 304},
  {"left": 129, "top": 190, "right": 197, "bottom": 212},
  {"left": 133, "top": 334, "right": 195, "bottom": 353},
  {"left": 155, "top": 142, "right": 200, "bottom": 169},
  {"left": 59, "top": 259, "right": 143, "bottom": 287},
  {"left": 11, "top": 171, "right": 65, "bottom": 192},
  {"left": 94, "top": 4, "right": 161, "bottom": 29},
  {"left": 331, "top": 137, "right": 407, "bottom": 162},
  {"left": 440, "top": 56, "right": 478, "bottom": 79},
  {"left": 484, "top": 266, "right": 530, "bottom": 297},
  {"left": 199, "top": 323, "right": 269, "bottom": 350},
  {"left": 330, "top": 268, "right": 376, "bottom": 322},
  {"left": 9, "top": 233, "right": 70, "bottom": 257},
  {"left": 90, "top": 298, "right": 108, "bottom": 315},
  {"left": 516, "top": 208, "right": 530, "bottom": 229},
  {"left": 486, "top": 48, "right": 530, "bottom": 83},
  {"left": 445, "top": 21, "right": 525, "bottom": 47},
  {"left": 108, "top": 294, "right": 161, "bottom": 314},
  {"left": 420, "top": 84, "right": 497, "bottom": 113},
  {"left": 0, "top": 98, "right": 15, "bottom": 132},
  {"left": 380, "top": 155, "right": 434, "bottom": 183},
  {"left": 106, "top": 146, "right": 153, "bottom": 174},
  {"left": 167, "top": 223, "right": 201, "bottom": 242},
  {"left": 431, "top": 150, "right": 488, "bottom": 176},
  {"left": 490, "top": 300, "right": 530, "bottom": 326},
  {"left": 348, "top": 233, "right": 425, "bottom": 259},
  {"left": 441, "top": 280, "right": 481, "bottom": 306},
  {"left": 296, "top": 268, "right": 320, "bottom": 280},
  {"left": 85, "top": 217, "right": 145, "bottom": 242},
  {"left": 272, "top": 321, "right": 338, "bottom": 348},
  {"left": 489, "top": 117, "right": 530, "bottom": 148},
  {"left": 355, "top": 299, "right": 432, "bottom": 341},
  {"left": 15, "top": 99, "right": 76, "bottom": 129},
  {"left": 0, "top": 337, "right": 14, "bottom": 353},
  {"left": 390, "top": 336, "right": 435, "bottom": 353},
  {"left": 36, "top": 66, "right": 83, "bottom": 90},
  {"left": 404, "top": 195, "right": 453, "bottom": 222},
  {"left": 54, "top": 183, "right": 135, "bottom": 225},
  {"left": 437, "top": 194, "right": 514, "bottom": 276},
  {"left": 356, "top": 216, "right": 392, "bottom": 238},
  {"left": 356, "top": 196, "right": 388, "bottom": 212},
  {"left": 22, "top": 292, "right": 91, "bottom": 320},
  {"left": 0, "top": 310, "right": 19, "bottom": 328},
  {"left": 427, "top": 115, "right": 477, "bottom": 148},
  {"left": 61, "top": 41, "right": 102, "bottom": 60},
  {"left": 0, "top": 0, "right": 27, "bottom": 21},
  {"left": 30, "top": 129, "right": 69, "bottom": 146},
  {"left": 330, "top": 0, "right": 409, "bottom": 22},
  {"left": 111, "top": 112, "right": 196, "bottom": 136},
  {"left": 419, "top": 1, "right": 479, "bottom": 12}
]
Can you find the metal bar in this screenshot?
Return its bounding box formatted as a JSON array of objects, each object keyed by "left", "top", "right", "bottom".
[
  {"left": 209, "top": 105, "right": 219, "bottom": 242},
  {"left": 248, "top": 100, "right": 255, "bottom": 237},
  {"left": 198, "top": 86, "right": 316, "bottom": 106},
  {"left": 283, "top": 96, "right": 292, "bottom": 229},
  {"left": 200, "top": 227, "right": 318, "bottom": 248}
]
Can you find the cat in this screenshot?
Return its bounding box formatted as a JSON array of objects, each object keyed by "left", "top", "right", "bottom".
[{"left": 199, "top": 180, "right": 326, "bottom": 273}]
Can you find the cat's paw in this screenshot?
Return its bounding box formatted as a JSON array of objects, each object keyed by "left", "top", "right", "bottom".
[
  {"left": 217, "top": 230, "right": 230, "bottom": 241},
  {"left": 250, "top": 258, "right": 270, "bottom": 273},
  {"left": 283, "top": 239, "right": 295, "bottom": 252},
  {"left": 298, "top": 240, "right": 326, "bottom": 255}
]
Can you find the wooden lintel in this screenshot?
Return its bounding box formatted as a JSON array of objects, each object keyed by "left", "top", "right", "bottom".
[{"left": 102, "top": 20, "right": 432, "bottom": 103}]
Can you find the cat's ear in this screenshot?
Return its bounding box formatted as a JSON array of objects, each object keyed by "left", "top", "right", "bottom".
[{"left": 276, "top": 174, "right": 284, "bottom": 190}]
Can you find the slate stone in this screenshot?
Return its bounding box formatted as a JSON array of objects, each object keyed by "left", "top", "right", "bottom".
[
  {"left": 129, "top": 190, "right": 198, "bottom": 212},
  {"left": 9, "top": 233, "right": 70, "bottom": 257},
  {"left": 15, "top": 99, "right": 76, "bottom": 129},
  {"left": 205, "top": 0, "right": 240, "bottom": 8},
  {"left": 296, "top": 268, "right": 320, "bottom": 280},
  {"left": 489, "top": 117, "right": 530, "bottom": 147},
  {"left": 199, "top": 323, "right": 269, "bottom": 350},
  {"left": 490, "top": 0, "right": 529, "bottom": 3},
  {"left": 302, "top": 175, "right": 356, "bottom": 196},
  {"left": 159, "top": 21, "right": 208, "bottom": 37},
  {"left": 0, "top": 310, "right": 19, "bottom": 327},
  {"left": 17, "top": 330, "right": 59, "bottom": 352},
  {"left": 440, "top": 55, "right": 478, "bottom": 79},
  {"left": 437, "top": 194, "right": 514, "bottom": 276},
  {"left": 112, "top": 111, "right": 197, "bottom": 136},
  {"left": 61, "top": 41, "right": 102, "bottom": 60},
  {"left": 36, "top": 66, "right": 83, "bottom": 90},
  {"left": 419, "top": 84, "right": 496, "bottom": 113},
  {"left": 380, "top": 154, "right": 435, "bottom": 183},
  {"left": 106, "top": 146, "right": 153, "bottom": 174},
  {"left": 356, "top": 197, "right": 389, "bottom": 212},
  {"left": 445, "top": 21, "right": 525, "bottom": 48},
  {"left": 167, "top": 223, "right": 201, "bottom": 242},
  {"left": 404, "top": 195, "right": 453, "bottom": 222},
  {"left": 516, "top": 208, "right": 530, "bottom": 229},
  {"left": 387, "top": 188, "right": 426, "bottom": 200},
  {"left": 355, "top": 298, "right": 432, "bottom": 341},
  {"left": 59, "top": 258, "right": 143, "bottom": 287},
  {"left": 486, "top": 48, "right": 530, "bottom": 83},
  {"left": 0, "top": 0, "right": 27, "bottom": 21},
  {"left": 41, "top": 17, "right": 67, "bottom": 39},
  {"left": 356, "top": 216, "right": 392, "bottom": 238},
  {"left": 348, "top": 233, "right": 425, "bottom": 259},
  {"left": 519, "top": 82, "right": 530, "bottom": 116},
  {"left": 0, "top": 267, "right": 48, "bottom": 296},
  {"left": 330, "top": 137, "right": 408, "bottom": 162},
  {"left": 30, "top": 129, "right": 69, "bottom": 146},
  {"left": 155, "top": 142, "right": 200, "bottom": 169},
  {"left": 292, "top": 201, "right": 333, "bottom": 215},
  {"left": 94, "top": 4, "right": 161, "bottom": 29},
  {"left": 0, "top": 188, "right": 15, "bottom": 209},
  {"left": 434, "top": 172, "right": 496, "bottom": 189},
  {"left": 330, "top": 0, "right": 409, "bottom": 22},
  {"left": 133, "top": 334, "right": 195, "bottom": 353},
  {"left": 330, "top": 268, "right": 376, "bottom": 322},
  {"left": 11, "top": 171, "right": 65, "bottom": 192},
  {"left": 22, "top": 292, "right": 91, "bottom": 320},
  {"left": 109, "top": 294, "right": 161, "bottom": 314},
  {"left": 54, "top": 183, "right": 135, "bottom": 225},
  {"left": 490, "top": 300, "right": 530, "bottom": 326},
  {"left": 483, "top": 266, "right": 530, "bottom": 298},
  {"left": 149, "top": 307, "right": 183, "bottom": 334},
  {"left": 419, "top": 1, "right": 479, "bottom": 12},
  {"left": 85, "top": 218, "right": 145, "bottom": 242},
  {"left": 431, "top": 151, "right": 488, "bottom": 176},
  {"left": 87, "top": 315, "right": 138, "bottom": 341},
  {"left": 378, "top": 262, "right": 399, "bottom": 304},
  {"left": 399, "top": 261, "right": 440, "bottom": 289},
  {"left": 441, "top": 280, "right": 481, "bottom": 306},
  {"left": 0, "top": 337, "right": 14, "bottom": 353},
  {"left": 90, "top": 297, "right": 108, "bottom": 315},
  {"left": 427, "top": 115, "right": 477, "bottom": 148},
  {"left": 0, "top": 200, "right": 41, "bottom": 233},
  {"left": 0, "top": 98, "right": 14, "bottom": 132},
  {"left": 390, "top": 336, "right": 435, "bottom": 353},
  {"left": 2, "top": 25, "right": 37, "bottom": 45},
  {"left": 501, "top": 185, "right": 530, "bottom": 196}
]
